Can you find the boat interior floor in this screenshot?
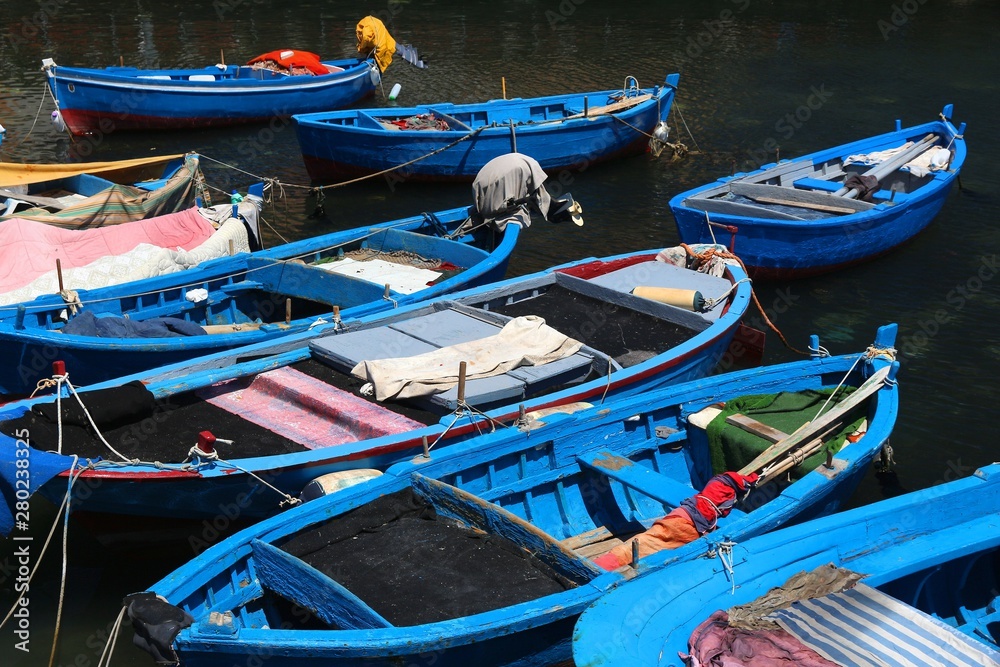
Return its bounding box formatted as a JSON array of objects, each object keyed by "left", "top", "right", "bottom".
[{"left": 275, "top": 488, "right": 575, "bottom": 627}]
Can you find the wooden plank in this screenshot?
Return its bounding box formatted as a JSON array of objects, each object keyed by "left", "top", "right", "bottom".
[
  {"left": 0, "top": 188, "right": 69, "bottom": 210},
  {"left": 250, "top": 539, "right": 392, "bottom": 630},
  {"left": 560, "top": 525, "right": 613, "bottom": 551},
  {"left": 682, "top": 195, "right": 805, "bottom": 221},
  {"left": 730, "top": 181, "right": 875, "bottom": 213},
  {"left": 575, "top": 537, "right": 625, "bottom": 559},
  {"left": 738, "top": 365, "right": 889, "bottom": 476},
  {"left": 577, "top": 451, "right": 693, "bottom": 507},
  {"left": 726, "top": 413, "right": 788, "bottom": 444},
  {"left": 750, "top": 195, "right": 860, "bottom": 215},
  {"left": 410, "top": 474, "right": 601, "bottom": 584},
  {"left": 565, "top": 94, "right": 652, "bottom": 120},
  {"left": 202, "top": 323, "right": 264, "bottom": 334}
]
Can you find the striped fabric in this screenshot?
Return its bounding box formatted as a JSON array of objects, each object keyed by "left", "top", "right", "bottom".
[{"left": 768, "top": 582, "right": 1000, "bottom": 667}]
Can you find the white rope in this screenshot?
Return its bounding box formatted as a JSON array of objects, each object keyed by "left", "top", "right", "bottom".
[
  {"left": 717, "top": 540, "right": 738, "bottom": 595},
  {"left": 811, "top": 345, "right": 895, "bottom": 422},
  {"left": 703, "top": 278, "right": 751, "bottom": 311},
  {"left": 808, "top": 344, "right": 831, "bottom": 357},
  {"left": 96, "top": 606, "right": 127, "bottom": 667},
  {"left": 185, "top": 444, "right": 300, "bottom": 508},
  {"left": 62, "top": 375, "right": 132, "bottom": 462},
  {"left": 0, "top": 457, "right": 79, "bottom": 633},
  {"left": 47, "top": 457, "right": 78, "bottom": 667}
]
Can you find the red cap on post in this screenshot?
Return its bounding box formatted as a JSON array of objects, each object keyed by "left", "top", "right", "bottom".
[
  {"left": 197, "top": 431, "right": 217, "bottom": 455},
  {"left": 53, "top": 360, "right": 66, "bottom": 376}
]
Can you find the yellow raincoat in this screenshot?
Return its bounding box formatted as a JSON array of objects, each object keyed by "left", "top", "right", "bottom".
[{"left": 356, "top": 16, "right": 396, "bottom": 73}]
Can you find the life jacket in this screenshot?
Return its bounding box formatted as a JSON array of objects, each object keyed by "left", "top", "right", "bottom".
[{"left": 680, "top": 471, "right": 758, "bottom": 535}]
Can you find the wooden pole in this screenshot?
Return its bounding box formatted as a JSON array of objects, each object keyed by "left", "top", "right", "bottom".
[
  {"left": 119, "top": 55, "right": 124, "bottom": 67},
  {"left": 422, "top": 435, "right": 430, "bottom": 459},
  {"left": 56, "top": 259, "right": 64, "bottom": 293},
  {"left": 457, "top": 361, "right": 467, "bottom": 404},
  {"left": 501, "top": 76, "right": 506, "bottom": 100},
  {"left": 509, "top": 120, "right": 517, "bottom": 153},
  {"left": 584, "top": 96, "right": 589, "bottom": 118},
  {"left": 333, "top": 305, "right": 340, "bottom": 324},
  {"left": 228, "top": 239, "right": 235, "bottom": 256},
  {"left": 285, "top": 298, "right": 291, "bottom": 325},
  {"left": 220, "top": 49, "right": 225, "bottom": 67}
]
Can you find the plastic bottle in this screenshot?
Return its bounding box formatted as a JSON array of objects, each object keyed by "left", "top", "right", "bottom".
[{"left": 389, "top": 83, "right": 402, "bottom": 101}]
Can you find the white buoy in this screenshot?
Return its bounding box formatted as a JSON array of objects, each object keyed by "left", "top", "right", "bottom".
[
  {"left": 299, "top": 469, "right": 383, "bottom": 501},
  {"left": 51, "top": 110, "right": 66, "bottom": 133},
  {"left": 389, "top": 82, "right": 402, "bottom": 100},
  {"left": 632, "top": 286, "right": 706, "bottom": 312}
]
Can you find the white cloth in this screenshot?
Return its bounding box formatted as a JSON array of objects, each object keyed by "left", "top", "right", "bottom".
[
  {"left": 0, "top": 218, "right": 249, "bottom": 307},
  {"left": 903, "top": 146, "right": 951, "bottom": 178},
  {"left": 185, "top": 288, "right": 209, "bottom": 303},
  {"left": 843, "top": 141, "right": 914, "bottom": 167},
  {"left": 351, "top": 315, "right": 582, "bottom": 401}
]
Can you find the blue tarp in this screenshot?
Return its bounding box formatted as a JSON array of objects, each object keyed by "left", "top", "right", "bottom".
[
  {"left": 0, "top": 405, "right": 79, "bottom": 536},
  {"left": 62, "top": 311, "right": 206, "bottom": 338}
]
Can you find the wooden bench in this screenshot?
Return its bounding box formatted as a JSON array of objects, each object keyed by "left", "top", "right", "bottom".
[{"left": 576, "top": 450, "right": 694, "bottom": 507}]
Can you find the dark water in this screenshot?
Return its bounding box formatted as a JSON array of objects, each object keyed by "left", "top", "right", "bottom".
[{"left": 1, "top": 1, "right": 998, "bottom": 665}]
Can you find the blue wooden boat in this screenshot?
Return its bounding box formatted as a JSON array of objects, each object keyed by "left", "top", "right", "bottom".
[
  {"left": 573, "top": 462, "right": 1000, "bottom": 667},
  {"left": 42, "top": 53, "right": 378, "bottom": 135},
  {"left": 0, "top": 246, "right": 752, "bottom": 523},
  {"left": 293, "top": 73, "right": 679, "bottom": 182},
  {"left": 0, "top": 153, "right": 200, "bottom": 226},
  {"left": 118, "top": 329, "right": 899, "bottom": 666},
  {"left": 0, "top": 202, "right": 520, "bottom": 395},
  {"left": 670, "top": 104, "right": 967, "bottom": 279}
]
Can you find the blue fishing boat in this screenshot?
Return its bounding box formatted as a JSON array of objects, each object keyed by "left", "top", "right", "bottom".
[
  {"left": 0, "top": 152, "right": 200, "bottom": 226},
  {"left": 40, "top": 16, "right": 420, "bottom": 135},
  {"left": 0, "top": 242, "right": 753, "bottom": 524},
  {"left": 43, "top": 55, "right": 377, "bottom": 135},
  {"left": 0, "top": 204, "right": 518, "bottom": 395},
  {"left": 293, "top": 73, "right": 679, "bottom": 182},
  {"left": 670, "top": 104, "right": 966, "bottom": 279},
  {"left": 116, "top": 329, "right": 899, "bottom": 667},
  {"left": 573, "top": 462, "right": 1000, "bottom": 667}
]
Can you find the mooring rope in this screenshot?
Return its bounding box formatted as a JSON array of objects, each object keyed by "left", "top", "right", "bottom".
[{"left": 679, "top": 243, "right": 809, "bottom": 356}]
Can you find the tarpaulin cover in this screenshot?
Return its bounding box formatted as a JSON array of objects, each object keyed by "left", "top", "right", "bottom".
[
  {"left": 0, "top": 153, "right": 186, "bottom": 188},
  {"left": 706, "top": 388, "right": 864, "bottom": 477},
  {"left": 356, "top": 16, "right": 396, "bottom": 72},
  {"left": 279, "top": 488, "right": 573, "bottom": 626},
  {"left": 0, "top": 206, "right": 215, "bottom": 294},
  {"left": 2, "top": 155, "right": 200, "bottom": 228},
  {"left": 472, "top": 153, "right": 553, "bottom": 230},
  {"left": 61, "top": 311, "right": 207, "bottom": 338},
  {"left": 0, "top": 404, "right": 78, "bottom": 535},
  {"left": 247, "top": 50, "right": 330, "bottom": 76},
  {"left": 351, "top": 315, "right": 582, "bottom": 401}
]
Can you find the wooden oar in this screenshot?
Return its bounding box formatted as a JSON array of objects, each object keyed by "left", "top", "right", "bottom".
[
  {"left": 738, "top": 365, "right": 890, "bottom": 476},
  {"left": 835, "top": 134, "right": 937, "bottom": 199}
]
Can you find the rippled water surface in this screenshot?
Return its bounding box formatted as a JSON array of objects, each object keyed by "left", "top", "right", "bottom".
[{"left": 0, "top": 1, "right": 998, "bottom": 665}]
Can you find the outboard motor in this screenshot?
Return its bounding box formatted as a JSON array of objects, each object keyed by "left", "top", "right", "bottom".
[{"left": 471, "top": 153, "right": 583, "bottom": 231}]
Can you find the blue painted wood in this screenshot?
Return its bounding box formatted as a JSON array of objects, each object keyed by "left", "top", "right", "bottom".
[
  {"left": 250, "top": 539, "right": 392, "bottom": 630},
  {"left": 410, "top": 474, "right": 600, "bottom": 584},
  {"left": 293, "top": 74, "right": 680, "bottom": 182},
  {"left": 572, "top": 464, "right": 1000, "bottom": 667},
  {"left": 671, "top": 104, "right": 967, "bottom": 279},
  {"left": 3, "top": 248, "right": 752, "bottom": 522},
  {"left": 43, "top": 58, "right": 378, "bottom": 135},
  {"left": 576, "top": 450, "right": 694, "bottom": 507},
  {"left": 137, "top": 334, "right": 900, "bottom": 667},
  {"left": 0, "top": 206, "right": 519, "bottom": 394}
]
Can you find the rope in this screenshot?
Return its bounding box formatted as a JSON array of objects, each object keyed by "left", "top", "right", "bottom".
[
  {"left": 0, "top": 458, "right": 79, "bottom": 634},
  {"left": 716, "top": 540, "right": 738, "bottom": 595},
  {"left": 95, "top": 606, "right": 127, "bottom": 667},
  {"left": 48, "top": 457, "right": 78, "bottom": 667},
  {"left": 198, "top": 125, "right": 488, "bottom": 194},
  {"left": 185, "top": 444, "right": 301, "bottom": 508},
  {"left": 426, "top": 399, "right": 510, "bottom": 453},
  {"left": 5, "top": 82, "right": 50, "bottom": 151},
  {"left": 672, "top": 102, "right": 702, "bottom": 153},
  {"left": 678, "top": 243, "right": 808, "bottom": 355},
  {"left": 810, "top": 344, "right": 896, "bottom": 422}
]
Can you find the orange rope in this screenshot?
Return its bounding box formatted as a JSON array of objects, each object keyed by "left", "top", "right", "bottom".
[{"left": 679, "top": 243, "right": 809, "bottom": 356}]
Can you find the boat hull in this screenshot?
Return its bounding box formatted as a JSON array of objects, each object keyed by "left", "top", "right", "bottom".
[
  {"left": 293, "top": 75, "right": 679, "bottom": 183},
  {"left": 670, "top": 113, "right": 966, "bottom": 279},
  {"left": 45, "top": 59, "right": 377, "bottom": 135}
]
